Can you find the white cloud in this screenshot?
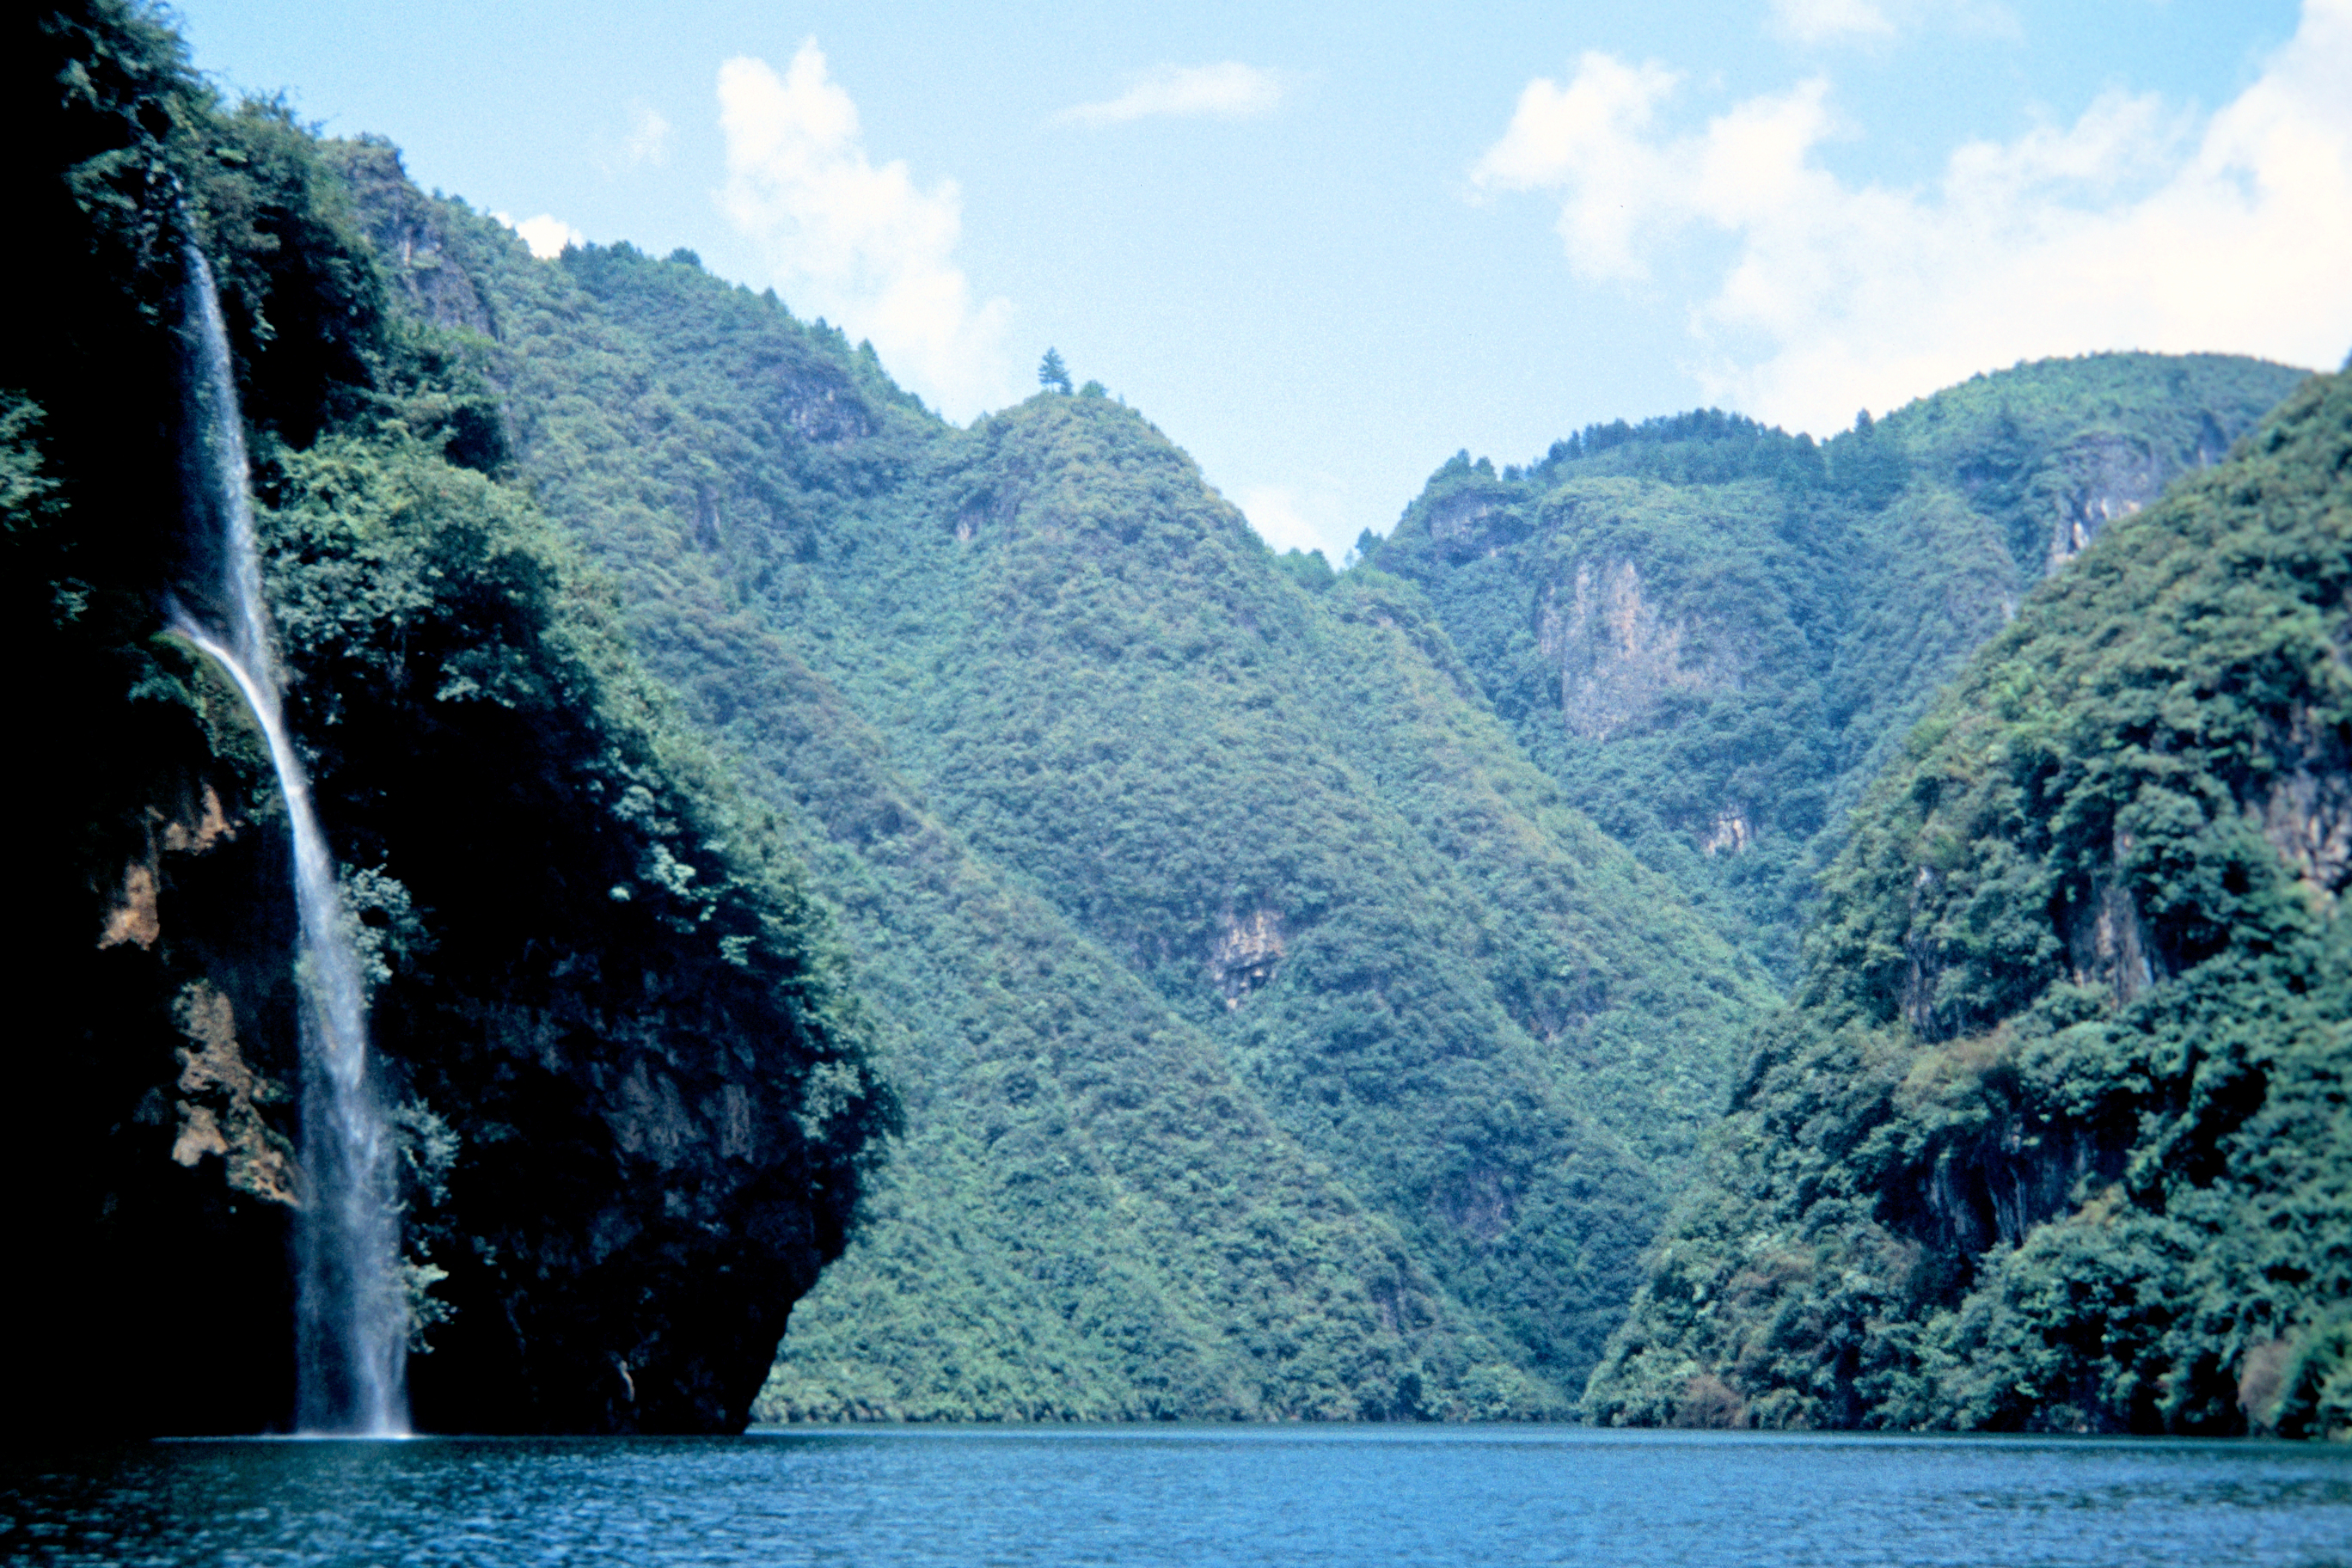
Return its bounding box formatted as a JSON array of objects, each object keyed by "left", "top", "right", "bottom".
[
  {"left": 1470, "top": 54, "right": 1690, "bottom": 280},
  {"left": 1767, "top": 1, "right": 2020, "bottom": 46},
  {"left": 1057, "top": 63, "right": 1287, "bottom": 128},
  {"left": 1769, "top": 0, "right": 1895, "bottom": 44},
  {"left": 1473, "top": 0, "right": 2352, "bottom": 436},
  {"left": 717, "top": 41, "right": 1016, "bottom": 419},
  {"left": 1236, "top": 480, "right": 1356, "bottom": 561},
  {"left": 627, "top": 106, "right": 672, "bottom": 168},
  {"left": 495, "top": 212, "right": 585, "bottom": 259}
]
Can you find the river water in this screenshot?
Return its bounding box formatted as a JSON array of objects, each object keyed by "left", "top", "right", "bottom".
[{"left": 3, "top": 1426, "right": 2345, "bottom": 1565}]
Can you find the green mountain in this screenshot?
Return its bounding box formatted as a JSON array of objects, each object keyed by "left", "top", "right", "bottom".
[
  {"left": 1583, "top": 367, "right": 2352, "bottom": 1437},
  {"left": 363, "top": 193, "right": 1780, "bottom": 1417},
  {"left": 366, "top": 157, "right": 2321, "bottom": 1419},
  {"left": 325, "top": 132, "right": 2325, "bottom": 1424},
  {"left": 1370, "top": 357, "right": 2307, "bottom": 978}
]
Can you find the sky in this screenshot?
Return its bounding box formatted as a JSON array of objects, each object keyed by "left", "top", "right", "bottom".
[{"left": 170, "top": 0, "right": 2350, "bottom": 561}]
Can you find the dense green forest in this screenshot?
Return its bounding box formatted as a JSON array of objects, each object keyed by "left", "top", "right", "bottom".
[
  {"left": 371, "top": 197, "right": 1780, "bottom": 1417},
  {"left": 15, "top": 0, "right": 2341, "bottom": 1437},
  {"left": 362, "top": 161, "right": 2328, "bottom": 1423},
  {"left": 1585, "top": 368, "right": 2351, "bottom": 1436}
]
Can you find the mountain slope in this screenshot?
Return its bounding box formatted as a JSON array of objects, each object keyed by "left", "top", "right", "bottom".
[
  {"left": 328, "top": 126, "right": 2324, "bottom": 1428},
  {"left": 1371, "top": 357, "right": 2309, "bottom": 977},
  {"left": 1583, "top": 367, "right": 2352, "bottom": 1437},
  {"left": 361, "top": 184, "right": 1782, "bottom": 1412},
  {"left": 368, "top": 202, "right": 1578, "bottom": 1417}
]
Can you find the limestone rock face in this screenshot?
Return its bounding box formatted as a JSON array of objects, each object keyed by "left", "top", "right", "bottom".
[
  {"left": 2037, "top": 432, "right": 2172, "bottom": 573},
  {"left": 2261, "top": 702, "right": 2352, "bottom": 903},
  {"left": 1539, "top": 560, "right": 1742, "bottom": 743},
  {"left": 328, "top": 139, "right": 497, "bottom": 339},
  {"left": 1209, "top": 907, "right": 1284, "bottom": 1005}
]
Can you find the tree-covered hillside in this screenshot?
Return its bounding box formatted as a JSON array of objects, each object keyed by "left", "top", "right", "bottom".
[
  {"left": 1584, "top": 368, "right": 2351, "bottom": 1437},
  {"left": 28, "top": 1, "right": 2331, "bottom": 1436},
  {"left": 1372, "top": 358, "right": 2307, "bottom": 977},
  {"left": 334, "top": 147, "right": 2331, "bottom": 1424},
  {"left": 349, "top": 182, "right": 1787, "bottom": 1416}
]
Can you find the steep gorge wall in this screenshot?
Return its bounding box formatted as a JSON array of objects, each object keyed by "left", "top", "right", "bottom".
[
  {"left": 1583, "top": 370, "right": 2352, "bottom": 1438},
  {"left": 3, "top": 3, "right": 884, "bottom": 1435}
]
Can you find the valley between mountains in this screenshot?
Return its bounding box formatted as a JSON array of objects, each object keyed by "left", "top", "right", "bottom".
[{"left": 11, "top": 1, "right": 2343, "bottom": 1439}]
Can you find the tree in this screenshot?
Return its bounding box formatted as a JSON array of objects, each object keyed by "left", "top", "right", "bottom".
[{"left": 1038, "top": 348, "right": 1071, "bottom": 394}]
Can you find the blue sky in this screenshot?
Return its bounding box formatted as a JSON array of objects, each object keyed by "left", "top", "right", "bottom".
[{"left": 172, "top": 0, "right": 2349, "bottom": 560}]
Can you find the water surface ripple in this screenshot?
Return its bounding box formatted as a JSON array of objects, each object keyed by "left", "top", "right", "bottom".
[{"left": 3, "top": 1427, "right": 2347, "bottom": 1566}]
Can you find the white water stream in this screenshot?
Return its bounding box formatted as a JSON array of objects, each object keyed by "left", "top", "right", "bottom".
[{"left": 179, "top": 247, "right": 408, "bottom": 1436}]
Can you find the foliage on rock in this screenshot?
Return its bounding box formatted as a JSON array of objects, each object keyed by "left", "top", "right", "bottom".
[{"left": 1372, "top": 358, "right": 2306, "bottom": 977}]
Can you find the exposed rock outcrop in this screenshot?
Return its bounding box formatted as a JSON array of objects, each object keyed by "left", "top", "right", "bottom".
[
  {"left": 328, "top": 138, "right": 497, "bottom": 338},
  {"left": 1539, "top": 560, "right": 1741, "bottom": 742},
  {"left": 1700, "top": 805, "right": 1754, "bottom": 856},
  {"left": 167, "top": 980, "right": 299, "bottom": 1207},
  {"left": 2065, "top": 871, "right": 2165, "bottom": 1007},
  {"left": 1210, "top": 907, "right": 1284, "bottom": 1006},
  {"left": 1919, "top": 1106, "right": 2128, "bottom": 1259},
  {"left": 2038, "top": 432, "right": 2170, "bottom": 573},
  {"left": 2260, "top": 703, "right": 2352, "bottom": 903}
]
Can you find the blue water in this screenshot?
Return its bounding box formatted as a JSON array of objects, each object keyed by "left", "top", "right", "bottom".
[{"left": 3, "top": 1426, "right": 2347, "bottom": 1566}]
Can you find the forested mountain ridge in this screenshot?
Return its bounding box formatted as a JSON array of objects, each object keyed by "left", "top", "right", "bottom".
[
  {"left": 1584, "top": 367, "right": 2352, "bottom": 1436},
  {"left": 361, "top": 183, "right": 1782, "bottom": 1416},
  {"left": 309, "top": 131, "right": 2325, "bottom": 1424},
  {"left": 366, "top": 138, "right": 2326, "bottom": 1421},
  {"left": 1371, "top": 355, "right": 2307, "bottom": 977}
]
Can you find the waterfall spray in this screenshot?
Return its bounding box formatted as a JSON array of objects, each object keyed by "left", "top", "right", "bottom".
[{"left": 179, "top": 246, "right": 408, "bottom": 1436}]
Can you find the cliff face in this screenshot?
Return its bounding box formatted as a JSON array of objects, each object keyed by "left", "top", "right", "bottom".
[
  {"left": 16, "top": 523, "right": 879, "bottom": 1435},
  {"left": 1539, "top": 558, "right": 1746, "bottom": 744},
  {"left": 2032, "top": 430, "right": 2173, "bottom": 573},
  {"left": 260, "top": 445, "right": 886, "bottom": 1434},
  {"left": 4, "top": 3, "right": 885, "bottom": 1436}
]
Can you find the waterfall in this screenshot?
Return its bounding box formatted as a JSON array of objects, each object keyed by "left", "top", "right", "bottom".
[{"left": 178, "top": 247, "right": 409, "bottom": 1437}]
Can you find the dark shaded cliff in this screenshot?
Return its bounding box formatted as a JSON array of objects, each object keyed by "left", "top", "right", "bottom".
[{"left": 3, "top": 2, "right": 886, "bottom": 1435}]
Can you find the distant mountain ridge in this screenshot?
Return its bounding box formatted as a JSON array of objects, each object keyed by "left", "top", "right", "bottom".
[
  {"left": 336, "top": 147, "right": 2320, "bottom": 1422},
  {"left": 1370, "top": 353, "right": 2307, "bottom": 978}
]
